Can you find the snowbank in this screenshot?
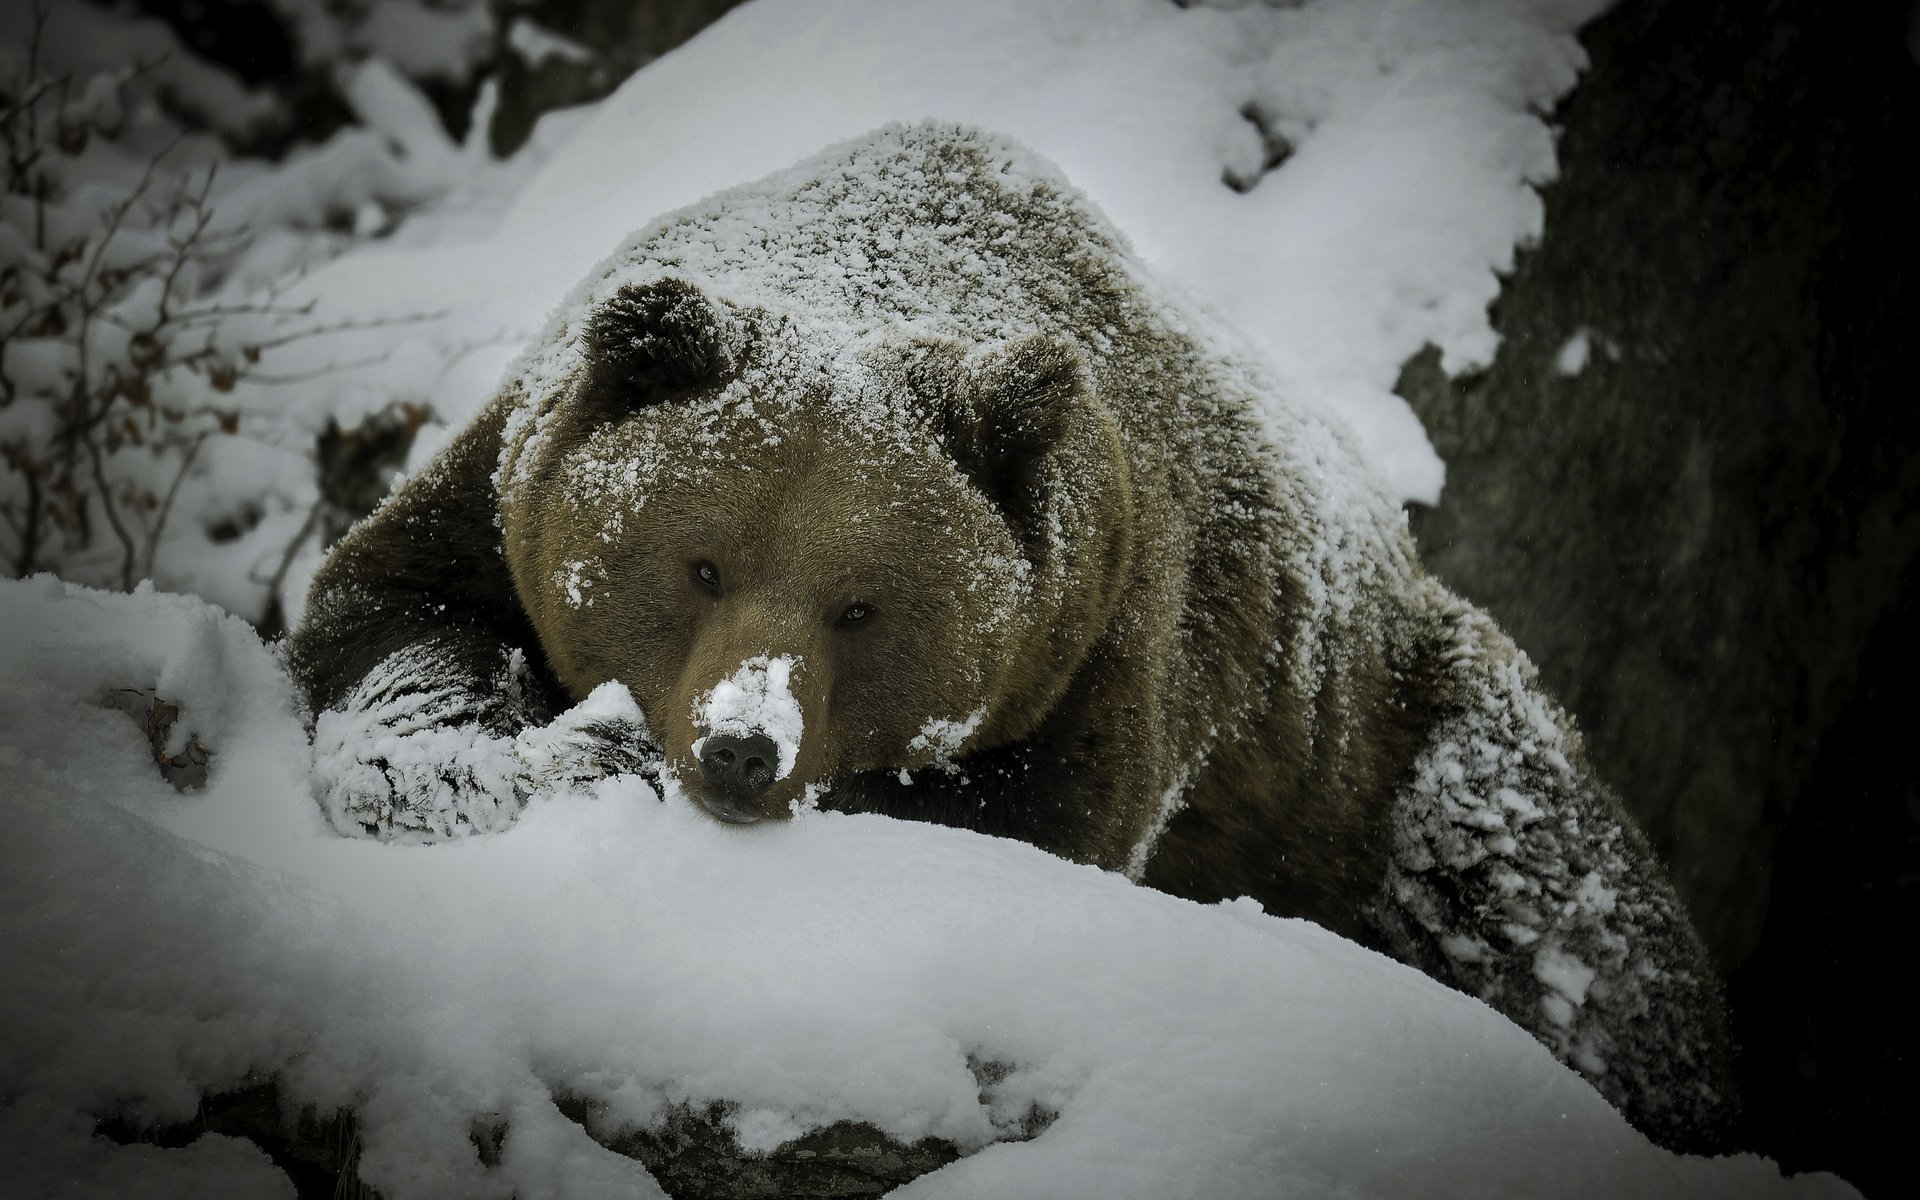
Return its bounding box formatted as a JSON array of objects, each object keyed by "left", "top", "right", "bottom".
[
  {"left": 266, "top": 0, "right": 1609, "bottom": 525},
  {"left": 0, "top": 578, "right": 1854, "bottom": 1197}
]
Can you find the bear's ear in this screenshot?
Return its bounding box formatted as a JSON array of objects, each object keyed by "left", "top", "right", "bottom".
[
  {"left": 948, "top": 334, "right": 1131, "bottom": 576},
  {"left": 576, "top": 277, "right": 734, "bottom": 418}
]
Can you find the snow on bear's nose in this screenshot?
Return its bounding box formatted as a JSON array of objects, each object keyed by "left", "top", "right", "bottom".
[{"left": 690, "top": 654, "right": 805, "bottom": 786}]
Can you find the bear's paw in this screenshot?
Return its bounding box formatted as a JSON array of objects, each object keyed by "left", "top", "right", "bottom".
[
  {"left": 310, "top": 712, "right": 525, "bottom": 841},
  {"left": 513, "top": 682, "right": 663, "bottom": 796}
]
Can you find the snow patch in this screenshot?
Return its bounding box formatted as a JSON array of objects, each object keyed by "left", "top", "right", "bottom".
[
  {"left": 1554, "top": 329, "right": 1592, "bottom": 376},
  {"left": 1125, "top": 763, "right": 1197, "bottom": 883},
  {"left": 509, "top": 16, "right": 594, "bottom": 66},
  {"left": 693, "top": 655, "right": 805, "bottom": 781},
  {"left": 1535, "top": 946, "right": 1599, "bottom": 1007},
  {"left": 909, "top": 706, "right": 988, "bottom": 767},
  {"left": 309, "top": 644, "right": 525, "bottom": 840},
  {"left": 553, "top": 557, "right": 601, "bottom": 608}
]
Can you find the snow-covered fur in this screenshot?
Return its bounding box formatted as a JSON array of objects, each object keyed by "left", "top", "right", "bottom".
[
  {"left": 287, "top": 122, "right": 1732, "bottom": 1149},
  {"left": 1370, "top": 589, "right": 1734, "bottom": 1146}
]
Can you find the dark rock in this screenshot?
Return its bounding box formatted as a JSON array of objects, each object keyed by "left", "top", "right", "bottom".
[
  {"left": 1394, "top": 0, "right": 1920, "bottom": 969},
  {"left": 95, "top": 1079, "right": 368, "bottom": 1199},
  {"left": 1393, "top": 0, "right": 1919, "bottom": 1189},
  {"left": 486, "top": 1, "right": 749, "bottom": 157},
  {"left": 554, "top": 1095, "right": 961, "bottom": 1200}
]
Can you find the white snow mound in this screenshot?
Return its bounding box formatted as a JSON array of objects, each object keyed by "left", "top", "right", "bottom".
[{"left": 0, "top": 579, "right": 1856, "bottom": 1199}]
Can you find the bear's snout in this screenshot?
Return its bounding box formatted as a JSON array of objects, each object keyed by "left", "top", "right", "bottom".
[
  {"left": 696, "top": 732, "right": 778, "bottom": 823},
  {"left": 679, "top": 651, "right": 813, "bottom": 824}
]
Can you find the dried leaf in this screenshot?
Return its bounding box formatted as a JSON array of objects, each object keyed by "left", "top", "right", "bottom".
[
  {"left": 128, "top": 330, "right": 161, "bottom": 368},
  {"left": 102, "top": 689, "right": 214, "bottom": 791},
  {"left": 25, "top": 307, "right": 66, "bottom": 337}
]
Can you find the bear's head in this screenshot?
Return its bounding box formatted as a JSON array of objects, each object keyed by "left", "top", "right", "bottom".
[{"left": 501, "top": 277, "right": 1134, "bottom": 823}]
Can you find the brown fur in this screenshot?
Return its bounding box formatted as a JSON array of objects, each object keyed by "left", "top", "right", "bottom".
[{"left": 289, "top": 124, "right": 1733, "bottom": 1149}]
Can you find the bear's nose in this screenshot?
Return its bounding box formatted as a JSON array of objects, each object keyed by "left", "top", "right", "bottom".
[{"left": 698, "top": 732, "right": 779, "bottom": 804}]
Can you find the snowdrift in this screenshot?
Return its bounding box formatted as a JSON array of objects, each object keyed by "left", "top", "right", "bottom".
[{"left": 0, "top": 578, "right": 1854, "bottom": 1197}]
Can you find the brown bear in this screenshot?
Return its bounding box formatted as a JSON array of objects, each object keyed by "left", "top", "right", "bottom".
[{"left": 287, "top": 122, "right": 1734, "bottom": 1151}]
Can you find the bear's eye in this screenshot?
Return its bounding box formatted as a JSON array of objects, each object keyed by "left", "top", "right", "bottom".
[
  {"left": 835, "top": 602, "right": 874, "bottom": 629},
  {"left": 692, "top": 560, "right": 722, "bottom": 593}
]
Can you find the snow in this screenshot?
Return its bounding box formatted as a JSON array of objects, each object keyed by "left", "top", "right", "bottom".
[
  {"left": 0, "top": 1, "right": 277, "bottom": 139},
  {"left": 1552, "top": 326, "right": 1619, "bottom": 376},
  {"left": 909, "top": 706, "right": 988, "bottom": 766},
  {"left": 309, "top": 639, "right": 527, "bottom": 840},
  {"left": 1124, "top": 763, "right": 1198, "bottom": 882},
  {"left": 356, "top": 0, "right": 495, "bottom": 84},
  {"left": 1555, "top": 328, "right": 1593, "bottom": 375},
  {"left": 508, "top": 16, "right": 595, "bottom": 67},
  {"left": 693, "top": 654, "right": 807, "bottom": 783},
  {"left": 0, "top": 577, "right": 1856, "bottom": 1197}
]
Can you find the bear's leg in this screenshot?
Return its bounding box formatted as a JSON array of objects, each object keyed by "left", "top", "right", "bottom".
[
  {"left": 289, "top": 398, "right": 660, "bottom": 840},
  {"left": 1368, "top": 601, "right": 1737, "bottom": 1152}
]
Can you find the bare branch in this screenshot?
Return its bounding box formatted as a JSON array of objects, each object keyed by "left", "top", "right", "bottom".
[
  {"left": 142, "top": 430, "right": 206, "bottom": 577},
  {"left": 76, "top": 130, "right": 186, "bottom": 302},
  {"left": 262, "top": 494, "right": 324, "bottom": 611},
  {"left": 80, "top": 416, "right": 137, "bottom": 590},
  {"left": 0, "top": 72, "right": 71, "bottom": 133},
  {"left": 155, "top": 164, "right": 218, "bottom": 325}
]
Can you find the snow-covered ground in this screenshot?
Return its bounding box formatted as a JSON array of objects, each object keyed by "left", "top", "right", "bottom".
[
  {"left": 0, "top": 577, "right": 1855, "bottom": 1198},
  {"left": 0, "top": 0, "right": 1862, "bottom": 1195}
]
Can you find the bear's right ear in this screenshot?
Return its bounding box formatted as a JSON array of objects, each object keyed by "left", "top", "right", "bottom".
[{"left": 576, "top": 277, "right": 734, "bottom": 418}]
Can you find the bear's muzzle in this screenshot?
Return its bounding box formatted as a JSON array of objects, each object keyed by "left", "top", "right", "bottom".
[{"left": 695, "top": 731, "right": 779, "bottom": 823}]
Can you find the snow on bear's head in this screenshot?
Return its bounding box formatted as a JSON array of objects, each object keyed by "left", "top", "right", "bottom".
[{"left": 501, "top": 275, "right": 1133, "bottom": 824}]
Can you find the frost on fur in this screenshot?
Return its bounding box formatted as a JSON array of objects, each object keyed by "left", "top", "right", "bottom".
[
  {"left": 311, "top": 646, "right": 659, "bottom": 841},
  {"left": 1367, "top": 599, "right": 1734, "bottom": 1147},
  {"left": 515, "top": 680, "right": 661, "bottom": 795}
]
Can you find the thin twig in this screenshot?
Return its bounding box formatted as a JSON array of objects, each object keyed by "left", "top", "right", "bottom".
[
  {"left": 75, "top": 130, "right": 184, "bottom": 302},
  {"left": 0, "top": 72, "right": 70, "bottom": 132},
  {"left": 245, "top": 352, "right": 409, "bottom": 384},
  {"left": 257, "top": 494, "right": 324, "bottom": 635},
  {"left": 80, "top": 415, "right": 136, "bottom": 589},
  {"left": 155, "top": 164, "right": 217, "bottom": 325},
  {"left": 142, "top": 429, "right": 206, "bottom": 577}
]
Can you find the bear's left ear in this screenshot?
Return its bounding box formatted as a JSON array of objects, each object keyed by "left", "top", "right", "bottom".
[
  {"left": 576, "top": 276, "right": 735, "bottom": 420},
  {"left": 949, "top": 334, "right": 1133, "bottom": 592}
]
